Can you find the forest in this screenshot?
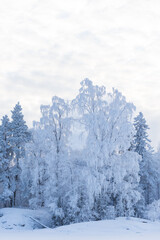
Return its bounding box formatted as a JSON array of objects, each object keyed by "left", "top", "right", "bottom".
[{"left": 0, "top": 79, "right": 160, "bottom": 227}]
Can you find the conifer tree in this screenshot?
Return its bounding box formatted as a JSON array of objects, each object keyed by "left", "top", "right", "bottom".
[
  {"left": 10, "top": 102, "right": 31, "bottom": 206},
  {"left": 133, "top": 112, "right": 151, "bottom": 156},
  {"left": 0, "top": 115, "right": 12, "bottom": 207},
  {"left": 133, "top": 112, "right": 155, "bottom": 207}
]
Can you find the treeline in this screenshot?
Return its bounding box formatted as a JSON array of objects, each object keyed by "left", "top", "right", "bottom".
[{"left": 0, "top": 79, "right": 160, "bottom": 226}]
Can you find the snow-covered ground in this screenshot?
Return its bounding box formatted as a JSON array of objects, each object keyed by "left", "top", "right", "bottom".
[
  {"left": 0, "top": 208, "right": 160, "bottom": 240},
  {"left": 0, "top": 208, "right": 52, "bottom": 231}
]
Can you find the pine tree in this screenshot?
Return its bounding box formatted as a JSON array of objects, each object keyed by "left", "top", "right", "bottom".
[
  {"left": 10, "top": 102, "right": 31, "bottom": 206},
  {"left": 153, "top": 150, "right": 160, "bottom": 200},
  {"left": 133, "top": 112, "right": 151, "bottom": 156},
  {"left": 133, "top": 112, "right": 155, "bottom": 207},
  {"left": 0, "top": 115, "right": 12, "bottom": 207}
]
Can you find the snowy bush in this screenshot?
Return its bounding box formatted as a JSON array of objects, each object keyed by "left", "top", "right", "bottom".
[{"left": 145, "top": 200, "right": 160, "bottom": 221}]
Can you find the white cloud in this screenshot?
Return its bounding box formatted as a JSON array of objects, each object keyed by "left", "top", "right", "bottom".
[{"left": 0, "top": 0, "right": 160, "bottom": 149}]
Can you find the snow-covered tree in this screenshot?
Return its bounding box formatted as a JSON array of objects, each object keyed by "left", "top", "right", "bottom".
[
  {"left": 133, "top": 112, "right": 151, "bottom": 156},
  {"left": 133, "top": 112, "right": 156, "bottom": 207},
  {"left": 0, "top": 115, "right": 12, "bottom": 207},
  {"left": 39, "top": 97, "right": 72, "bottom": 225},
  {"left": 152, "top": 149, "right": 160, "bottom": 201},
  {"left": 22, "top": 97, "right": 74, "bottom": 226},
  {"left": 20, "top": 125, "right": 48, "bottom": 208},
  {"left": 10, "top": 102, "right": 31, "bottom": 206},
  {"left": 72, "top": 79, "right": 141, "bottom": 218}
]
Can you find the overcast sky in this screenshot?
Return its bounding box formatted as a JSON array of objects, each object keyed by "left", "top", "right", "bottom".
[{"left": 0, "top": 0, "right": 160, "bottom": 149}]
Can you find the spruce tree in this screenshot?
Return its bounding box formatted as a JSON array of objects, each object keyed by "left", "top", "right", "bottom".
[
  {"left": 133, "top": 112, "right": 155, "bottom": 207},
  {"left": 133, "top": 112, "right": 151, "bottom": 156},
  {"left": 10, "top": 102, "right": 31, "bottom": 206},
  {"left": 0, "top": 115, "right": 12, "bottom": 207}
]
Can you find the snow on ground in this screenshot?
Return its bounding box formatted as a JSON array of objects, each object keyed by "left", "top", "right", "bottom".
[
  {"left": 0, "top": 208, "right": 52, "bottom": 231},
  {"left": 0, "top": 208, "right": 160, "bottom": 240}
]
